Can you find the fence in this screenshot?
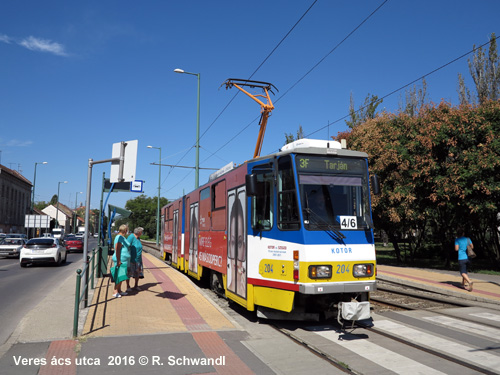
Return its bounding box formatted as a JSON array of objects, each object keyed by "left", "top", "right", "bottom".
[{"left": 73, "top": 246, "right": 104, "bottom": 337}]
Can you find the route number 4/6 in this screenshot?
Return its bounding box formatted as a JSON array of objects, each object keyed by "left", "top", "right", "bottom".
[{"left": 340, "top": 216, "right": 357, "bottom": 230}]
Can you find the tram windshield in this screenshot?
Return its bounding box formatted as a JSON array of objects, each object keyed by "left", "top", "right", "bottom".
[{"left": 296, "top": 156, "right": 372, "bottom": 231}]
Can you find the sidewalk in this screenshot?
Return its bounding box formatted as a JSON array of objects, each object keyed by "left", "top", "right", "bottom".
[
  {"left": 2, "top": 253, "right": 499, "bottom": 374},
  {"left": 0, "top": 252, "right": 342, "bottom": 375},
  {"left": 377, "top": 264, "right": 500, "bottom": 307}
]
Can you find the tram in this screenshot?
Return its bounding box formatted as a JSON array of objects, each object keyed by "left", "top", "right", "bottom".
[{"left": 161, "top": 138, "right": 379, "bottom": 320}]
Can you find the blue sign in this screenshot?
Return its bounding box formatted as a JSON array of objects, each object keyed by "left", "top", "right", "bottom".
[{"left": 130, "top": 180, "right": 144, "bottom": 193}]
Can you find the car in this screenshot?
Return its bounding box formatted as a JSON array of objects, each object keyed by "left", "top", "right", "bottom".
[
  {"left": 0, "top": 238, "right": 27, "bottom": 258},
  {"left": 5, "top": 233, "right": 28, "bottom": 239},
  {"left": 63, "top": 235, "right": 83, "bottom": 252},
  {"left": 20, "top": 237, "right": 67, "bottom": 267},
  {"left": 52, "top": 228, "right": 64, "bottom": 239}
]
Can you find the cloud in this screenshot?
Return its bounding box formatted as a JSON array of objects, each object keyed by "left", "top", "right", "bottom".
[
  {"left": 6, "top": 139, "right": 34, "bottom": 147},
  {"left": 18, "top": 36, "right": 68, "bottom": 56},
  {"left": 0, "top": 34, "right": 12, "bottom": 43}
]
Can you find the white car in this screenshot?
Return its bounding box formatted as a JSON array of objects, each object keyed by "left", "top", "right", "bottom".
[
  {"left": 0, "top": 238, "right": 27, "bottom": 258},
  {"left": 20, "top": 238, "right": 67, "bottom": 267}
]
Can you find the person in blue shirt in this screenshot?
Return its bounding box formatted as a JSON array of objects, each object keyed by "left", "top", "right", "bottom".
[
  {"left": 127, "top": 227, "right": 144, "bottom": 291},
  {"left": 455, "top": 228, "right": 474, "bottom": 291},
  {"left": 111, "top": 224, "right": 131, "bottom": 298}
]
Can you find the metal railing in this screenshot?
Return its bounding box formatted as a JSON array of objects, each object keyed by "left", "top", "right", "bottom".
[{"left": 73, "top": 246, "right": 102, "bottom": 337}]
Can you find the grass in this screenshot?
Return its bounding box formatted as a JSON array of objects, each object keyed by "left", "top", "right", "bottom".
[{"left": 375, "top": 242, "right": 500, "bottom": 276}]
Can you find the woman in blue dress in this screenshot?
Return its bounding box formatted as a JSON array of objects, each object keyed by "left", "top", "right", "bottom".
[
  {"left": 112, "top": 224, "right": 131, "bottom": 298},
  {"left": 455, "top": 228, "right": 474, "bottom": 291}
]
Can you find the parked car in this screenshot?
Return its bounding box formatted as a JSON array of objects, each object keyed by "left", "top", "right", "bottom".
[
  {"left": 63, "top": 235, "right": 83, "bottom": 252},
  {"left": 0, "top": 238, "right": 27, "bottom": 258},
  {"left": 20, "top": 238, "right": 67, "bottom": 267}
]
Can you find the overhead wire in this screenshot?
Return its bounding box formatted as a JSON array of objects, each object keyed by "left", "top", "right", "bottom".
[
  {"left": 305, "top": 34, "right": 500, "bottom": 138},
  {"left": 201, "top": 0, "right": 389, "bottom": 163},
  {"left": 163, "top": 0, "right": 319, "bottom": 192}
]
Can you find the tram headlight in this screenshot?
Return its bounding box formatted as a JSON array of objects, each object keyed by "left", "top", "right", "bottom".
[
  {"left": 308, "top": 265, "right": 332, "bottom": 279},
  {"left": 353, "top": 264, "right": 374, "bottom": 278}
]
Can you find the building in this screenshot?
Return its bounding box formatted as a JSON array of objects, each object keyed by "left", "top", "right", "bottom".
[
  {"left": 0, "top": 164, "right": 32, "bottom": 234},
  {"left": 42, "top": 202, "right": 74, "bottom": 233}
]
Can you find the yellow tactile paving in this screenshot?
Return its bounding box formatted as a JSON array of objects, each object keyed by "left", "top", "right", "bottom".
[{"left": 81, "top": 252, "right": 234, "bottom": 338}]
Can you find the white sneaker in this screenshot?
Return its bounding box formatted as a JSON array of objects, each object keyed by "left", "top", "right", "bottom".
[{"left": 112, "top": 293, "right": 122, "bottom": 298}]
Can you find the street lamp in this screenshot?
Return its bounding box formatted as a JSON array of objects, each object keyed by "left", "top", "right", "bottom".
[
  {"left": 74, "top": 191, "right": 83, "bottom": 233},
  {"left": 31, "top": 161, "right": 47, "bottom": 212},
  {"left": 174, "top": 68, "right": 200, "bottom": 188},
  {"left": 55, "top": 181, "right": 68, "bottom": 228},
  {"left": 147, "top": 145, "right": 161, "bottom": 245}
]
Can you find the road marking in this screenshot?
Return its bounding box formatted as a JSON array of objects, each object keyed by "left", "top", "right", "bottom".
[
  {"left": 315, "top": 330, "right": 446, "bottom": 375},
  {"left": 469, "top": 312, "right": 500, "bottom": 322},
  {"left": 423, "top": 315, "right": 500, "bottom": 338},
  {"left": 375, "top": 319, "right": 500, "bottom": 372}
]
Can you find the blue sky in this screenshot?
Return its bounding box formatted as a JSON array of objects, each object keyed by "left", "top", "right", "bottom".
[{"left": 1, "top": 0, "right": 499, "bottom": 212}]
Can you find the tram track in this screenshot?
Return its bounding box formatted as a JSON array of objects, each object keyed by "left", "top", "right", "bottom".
[
  {"left": 356, "top": 320, "right": 498, "bottom": 375},
  {"left": 144, "top": 244, "right": 499, "bottom": 373}
]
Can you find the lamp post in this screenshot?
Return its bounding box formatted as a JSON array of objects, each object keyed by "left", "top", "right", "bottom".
[
  {"left": 55, "top": 181, "right": 68, "bottom": 228},
  {"left": 147, "top": 145, "right": 161, "bottom": 245},
  {"left": 74, "top": 191, "right": 83, "bottom": 233},
  {"left": 31, "top": 162, "right": 47, "bottom": 212},
  {"left": 174, "top": 68, "right": 200, "bottom": 188}
]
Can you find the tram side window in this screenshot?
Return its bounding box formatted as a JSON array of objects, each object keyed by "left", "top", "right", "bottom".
[
  {"left": 211, "top": 180, "right": 226, "bottom": 231},
  {"left": 250, "top": 168, "right": 274, "bottom": 231},
  {"left": 278, "top": 156, "right": 300, "bottom": 230}
]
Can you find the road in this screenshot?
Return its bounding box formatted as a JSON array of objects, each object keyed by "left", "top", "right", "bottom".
[{"left": 0, "top": 238, "right": 97, "bottom": 347}]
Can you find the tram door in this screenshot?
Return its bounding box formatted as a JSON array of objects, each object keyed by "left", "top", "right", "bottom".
[
  {"left": 188, "top": 202, "right": 199, "bottom": 273},
  {"left": 227, "top": 187, "right": 247, "bottom": 298},
  {"left": 172, "top": 209, "right": 179, "bottom": 265}
]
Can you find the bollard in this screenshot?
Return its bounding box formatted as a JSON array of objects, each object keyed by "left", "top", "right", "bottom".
[
  {"left": 84, "top": 257, "right": 90, "bottom": 308},
  {"left": 73, "top": 269, "right": 82, "bottom": 337},
  {"left": 91, "top": 250, "right": 95, "bottom": 290}
]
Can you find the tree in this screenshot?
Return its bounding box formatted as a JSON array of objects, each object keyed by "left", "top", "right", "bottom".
[
  {"left": 284, "top": 125, "right": 304, "bottom": 145},
  {"left": 49, "top": 195, "right": 58, "bottom": 205},
  {"left": 458, "top": 33, "right": 500, "bottom": 105},
  {"left": 398, "top": 78, "right": 428, "bottom": 117},
  {"left": 338, "top": 101, "right": 500, "bottom": 266},
  {"left": 34, "top": 201, "right": 49, "bottom": 211},
  {"left": 345, "top": 93, "right": 383, "bottom": 128},
  {"left": 115, "top": 195, "right": 169, "bottom": 239}
]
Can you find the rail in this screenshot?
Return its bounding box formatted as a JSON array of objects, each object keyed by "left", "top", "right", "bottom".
[{"left": 73, "top": 246, "right": 102, "bottom": 337}]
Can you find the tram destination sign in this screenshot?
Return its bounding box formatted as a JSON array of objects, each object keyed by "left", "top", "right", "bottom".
[{"left": 296, "top": 156, "right": 365, "bottom": 174}]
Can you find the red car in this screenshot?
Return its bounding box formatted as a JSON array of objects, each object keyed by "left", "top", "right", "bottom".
[{"left": 64, "top": 235, "right": 83, "bottom": 252}]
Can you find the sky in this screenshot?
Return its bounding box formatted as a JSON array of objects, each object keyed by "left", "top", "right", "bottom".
[{"left": 1, "top": 0, "right": 499, "bottom": 213}]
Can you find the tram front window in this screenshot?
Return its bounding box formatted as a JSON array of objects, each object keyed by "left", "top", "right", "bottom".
[{"left": 296, "top": 156, "right": 371, "bottom": 231}]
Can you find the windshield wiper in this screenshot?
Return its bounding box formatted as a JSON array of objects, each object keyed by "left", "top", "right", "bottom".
[{"left": 303, "top": 208, "right": 346, "bottom": 239}]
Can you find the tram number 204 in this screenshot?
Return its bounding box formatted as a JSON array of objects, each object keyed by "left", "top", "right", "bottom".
[
  {"left": 264, "top": 264, "right": 274, "bottom": 273},
  {"left": 336, "top": 264, "right": 350, "bottom": 274}
]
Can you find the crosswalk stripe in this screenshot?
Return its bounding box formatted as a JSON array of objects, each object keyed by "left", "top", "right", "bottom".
[
  {"left": 375, "top": 320, "right": 500, "bottom": 372},
  {"left": 470, "top": 312, "right": 500, "bottom": 322},
  {"left": 315, "top": 330, "right": 447, "bottom": 375},
  {"left": 423, "top": 315, "right": 500, "bottom": 338}
]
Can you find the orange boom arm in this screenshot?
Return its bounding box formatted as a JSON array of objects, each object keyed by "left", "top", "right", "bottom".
[{"left": 222, "top": 79, "right": 277, "bottom": 159}]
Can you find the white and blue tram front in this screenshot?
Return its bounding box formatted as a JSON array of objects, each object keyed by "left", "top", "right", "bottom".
[{"left": 245, "top": 139, "right": 377, "bottom": 320}]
